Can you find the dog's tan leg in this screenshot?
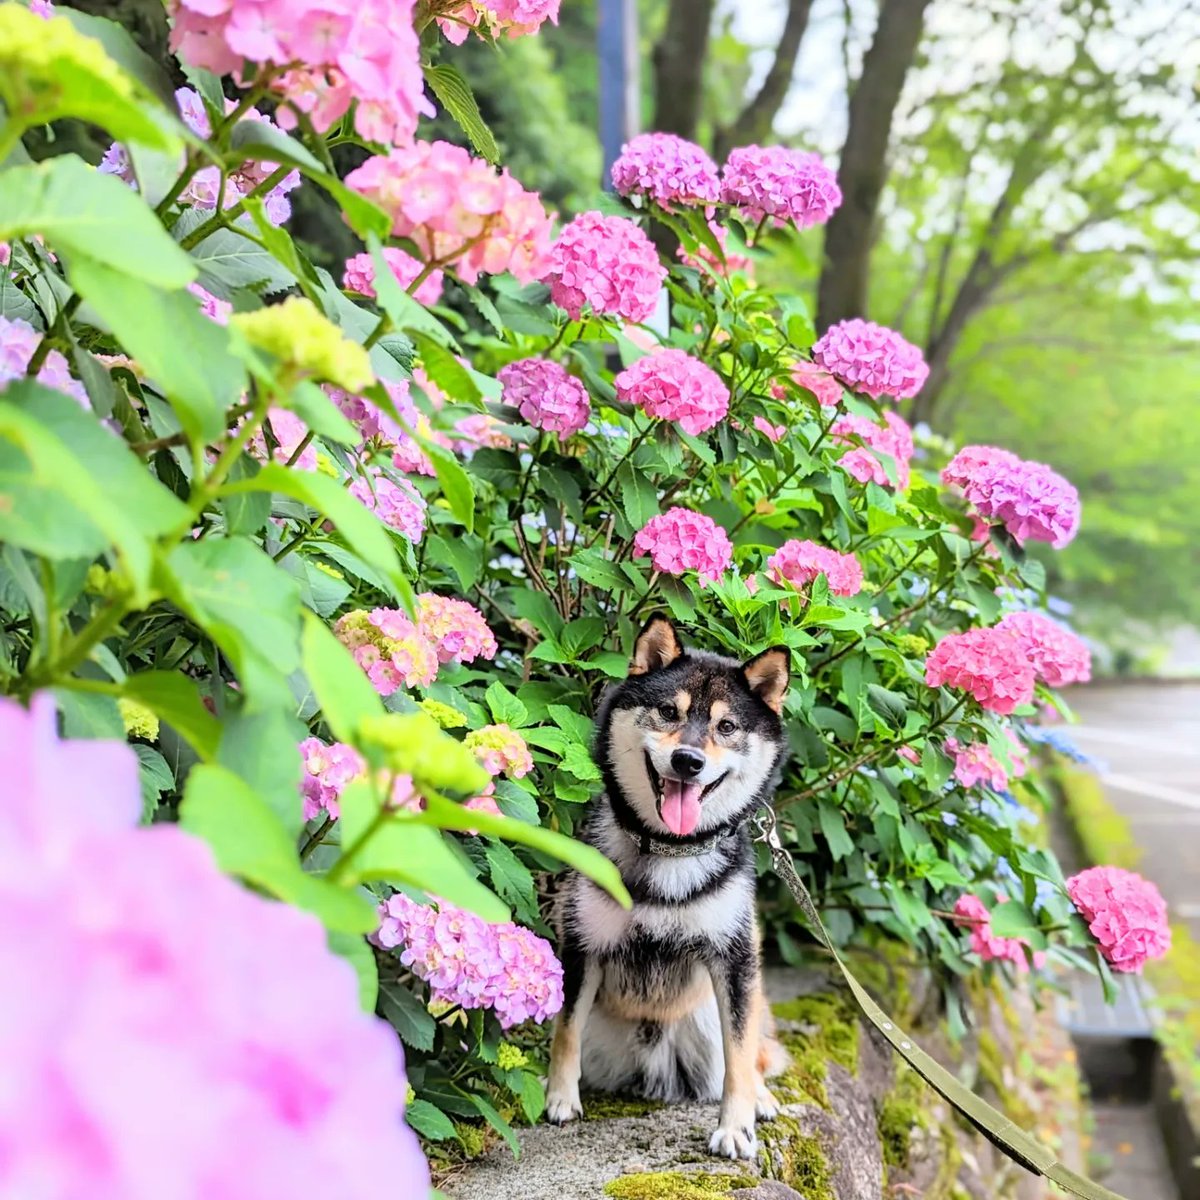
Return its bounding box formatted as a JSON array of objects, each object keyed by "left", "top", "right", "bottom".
[
  {"left": 707, "top": 931, "right": 763, "bottom": 1159},
  {"left": 755, "top": 983, "right": 783, "bottom": 1120},
  {"left": 546, "top": 955, "right": 601, "bottom": 1124}
]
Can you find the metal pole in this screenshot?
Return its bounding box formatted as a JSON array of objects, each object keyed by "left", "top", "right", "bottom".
[{"left": 598, "top": 0, "right": 639, "bottom": 190}]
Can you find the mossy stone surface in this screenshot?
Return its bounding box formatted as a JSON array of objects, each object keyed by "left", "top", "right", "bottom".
[
  {"left": 757, "top": 1114, "right": 835, "bottom": 1200},
  {"left": 770, "top": 991, "right": 861, "bottom": 1110},
  {"left": 584, "top": 1093, "right": 668, "bottom": 1120},
  {"left": 876, "top": 1064, "right": 929, "bottom": 1170},
  {"left": 602, "top": 1171, "right": 757, "bottom": 1199}
]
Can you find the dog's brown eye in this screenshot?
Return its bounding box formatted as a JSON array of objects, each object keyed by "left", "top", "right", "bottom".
[
  {"left": 717, "top": 718, "right": 738, "bottom": 735},
  {"left": 658, "top": 703, "right": 679, "bottom": 722}
]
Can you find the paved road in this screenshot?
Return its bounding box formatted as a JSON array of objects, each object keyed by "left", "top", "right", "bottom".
[{"left": 1067, "top": 683, "right": 1200, "bottom": 943}]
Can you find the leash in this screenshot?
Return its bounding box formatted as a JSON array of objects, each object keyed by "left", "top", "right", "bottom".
[{"left": 752, "top": 805, "right": 1128, "bottom": 1200}]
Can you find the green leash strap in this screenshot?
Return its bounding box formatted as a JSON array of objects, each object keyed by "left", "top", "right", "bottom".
[{"left": 753, "top": 807, "right": 1128, "bottom": 1200}]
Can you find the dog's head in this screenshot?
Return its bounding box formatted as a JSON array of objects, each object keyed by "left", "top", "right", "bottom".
[{"left": 596, "top": 615, "right": 790, "bottom": 838}]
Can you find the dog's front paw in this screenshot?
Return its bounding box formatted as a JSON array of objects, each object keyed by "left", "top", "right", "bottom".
[
  {"left": 545, "top": 1088, "right": 583, "bottom": 1125},
  {"left": 755, "top": 1084, "right": 780, "bottom": 1122},
  {"left": 708, "top": 1122, "right": 758, "bottom": 1160}
]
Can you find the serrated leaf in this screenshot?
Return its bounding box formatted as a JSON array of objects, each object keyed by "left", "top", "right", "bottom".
[
  {"left": 406, "top": 1098, "right": 459, "bottom": 1141},
  {"left": 422, "top": 438, "right": 476, "bottom": 532},
  {"left": 486, "top": 842, "right": 539, "bottom": 926},
  {"left": 328, "top": 930, "right": 379, "bottom": 1012},
  {"left": 121, "top": 670, "right": 221, "bottom": 760},
  {"left": 467, "top": 1093, "right": 519, "bottom": 1157},
  {"left": 423, "top": 63, "right": 499, "bottom": 163},
  {"left": 378, "top": 977, "right": 437, "bottom": 1050},
  {"left": 817, "top": 800, "right": 855, "bottom": 861},
  {"left": 177, "top": 210, "right": 297, "bottom": 296},
  {"left": 486, "top": 681, "right": 528, "bottom": 728}
]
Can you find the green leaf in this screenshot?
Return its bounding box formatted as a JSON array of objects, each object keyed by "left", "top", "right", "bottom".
[
  {"left": 68, "top": 254, "right": 245, "bottom": 444},
  {"left": 337, "top": 783, "right": 510, "bottom": 921},
  {"left": 120, "top": 670, "right": 221, "bottom": 760},
  {"left": 222, "top": 462, "right": 412, "bottom": 603},
  {"left": 218, "top": 708, "right": 306, "bottom": 833},
  {"left": 866, "top": 684, "right": 908, "bottom": 729},
  {"left": 299, "top": 610, "right": 385, "bottom": 744},
  {"left": 180, "top": 764, "right": 377, "bottom": 933},
  {"left": 0, "top": 382, "right": 189, "bottom": 597},
  {"left": 53, "top": 688, "right": 123, "bottom": 739},
  {"left": 817, "top": 801, "right": 855, "bottom": 861},
  {"left": 370, "top": 243, "right": 462, "bottom": 352},
  {"left": 988, "top": 900, "right": 1040, "bottom": 940},
  {"left": 161, "top": 537, "right": 301, "bottom": 703},
  {"left": 410, "top": 331, "right": 478, "bottom": 397},
  {"left": 423, "top": 439, "right": 476, "bottom": 532},
  {"left": 617, "top": 461, "right": 659, "bottom": 531},
  {"left": 420, "top": 793, "right": 630, "bottom": 909},
  {"left": 378, "top": 976, "right": 437, "bottom": 1050},
  {"left": 328, "top": 930, "right": 379, "bottom": 1012},
  {"left": 516, "top": 1073, "right": 546, "bottom": 1125},
  {"left": 486, "top": 842, "right": 539, "bottom": 926},
  {"left": 486, "top": 681, "right": 528, "bottom": 728},
  {"left": 569, "top": 548, "right": 629, "bottom": 592},
  {"left": 406, "top": 1099, "right": 458, "bottom": 1142},
  {"left": 423, "top": 63, "right": 500, "bottom": 164},
  {"left": 218, "top": 453, "right": 271, "bottom": 537},
  {"left": 136, "top": 744, "right": 174, "bottom": 819},
  {"left": 0, "top": 158, "right": 192, "bottom": 286},
  {"left": 177, "top": 211, "right": 297, "bottom": 297},
  {"left": 467, "top": 1093, "right": 519, "bottom": 1157},
  {"left": 561, "top": 743, "right": 601, "bottom": 781}
]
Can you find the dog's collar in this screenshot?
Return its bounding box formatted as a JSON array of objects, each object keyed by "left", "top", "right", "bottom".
[{"left": 624, "top": 827, "right": 729, "bottom": 858}]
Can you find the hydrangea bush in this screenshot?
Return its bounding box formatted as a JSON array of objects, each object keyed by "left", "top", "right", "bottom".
[{"left": 0, "top": 2, "right": 1167, "bottom": 1190}]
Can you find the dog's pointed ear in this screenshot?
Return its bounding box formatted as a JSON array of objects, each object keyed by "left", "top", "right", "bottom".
[
  {"left": 629, "top": 614, "right": 683, "bottom": 676},
  {"left": 743, "top": 646, "right": 790, "bottom": 713}
]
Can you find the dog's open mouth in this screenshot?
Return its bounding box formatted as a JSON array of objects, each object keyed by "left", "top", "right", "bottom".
[{"left": 645, "top": 753, "right": 728, "bottom": 837}]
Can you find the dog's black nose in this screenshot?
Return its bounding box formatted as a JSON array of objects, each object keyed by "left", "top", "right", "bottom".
[{"left": 670, "top": 747, "right": 706, "bottom": 778}]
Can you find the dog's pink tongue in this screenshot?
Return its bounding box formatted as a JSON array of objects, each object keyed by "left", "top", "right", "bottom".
[{"left": 661, "top": 778, "right": 704, "bottom": 836}]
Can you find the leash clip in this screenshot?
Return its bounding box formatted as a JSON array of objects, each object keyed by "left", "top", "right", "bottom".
[{"left": 752, "top": 805, "right": 783, "bottom": 851}]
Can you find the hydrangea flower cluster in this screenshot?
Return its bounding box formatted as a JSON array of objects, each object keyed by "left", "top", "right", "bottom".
[
  {"left": 615, "top": 348, "right": 730, "bottom": 437},
  {"left": 676, "top": 219, "right": 753, "bottom": 276},
  {"left": 415, "top": 593, "right": 498, "bottom": 665},
  {"left": 996, "top": 611, "right": 1092, "bottom": 687},
  {"left": 346, "top": 142, "right": 553, "bottom": 285},
  {"left": 812, "top": 318, "right": 929, "bottom": 400},
  {"left": 945, "top": 737, "right": 1008, "bottom": 791},
  {"left": 942, "top": 445, "right": 1081, "bottom": 548},
  {"left": 766, "top": 539, "right": 864, "bottom": 597},
  {"left": 465, "top": 724, "right": 534, "bottom": 778},
  {"left": 102, "top": 88, "right": 301, "bottom": 223},
  {"left": 373, "top": 892, "right": 564, "bottom": 1028},
  {"left": 299, "top": 737, "right": 366, "bottom": 820},
  {"left": 0, "top": 695, "right": 428, "bottom": 1196},
  {"left": 452, "top": 412, "right": 514, "bottom": 453},
  {"left": 0, "top": 314, "right": 86, "bottom": 405},
  {"left": 330, "top": 379, "right": 439, "bottom": 476},
  {"left": 544, "top": 211, "right": 666, "bottom": 324},
  {"left": 610, "top": 132, "right": 721, "bottom": 208},
  {"left": 342, "top": 248, "right": 444, "bottom": 308},
  {"left": 633, "top": 508, "right": 733, "bottom": 586},
  {"left": 250, "top": 407, "right": 319, "bottom": 471},
  {"left": 498, "top": 357, "right": 591, "bottom": 438},
  {"left": 753, "top": 416, "right": 788, "bottom": 442},
  {"left": 437, "top": 0, "right": 561, "bottom": 43},
  {"left": 335, "top": 608, "right": 440, "bottom": 695},
  {"left": 953, "top": 893, "right": 1044, "bottom": 971},
  {"left": 924, "top": 627, "right": 1036, "bottom": 715},
  {"left": 789, "top": 360, "right": 843, "bottom": 407},
  {"left": 1067, "top": 866, "right": 1171, "bottom": 973},
  {"left": 189, "top": 282, "right": 232, "bottom": 325},
  {"left": 169, "top": 0, "right": 431, "bottom": 146},
  {"left": 831, "top": 410, "right": 915, "bottom": 489},
  {"left": 720, "top": 145, "right": 842, "bottom": 229},
  {"left": 349, "top": 470, "right": 427, "bottom": 542}
]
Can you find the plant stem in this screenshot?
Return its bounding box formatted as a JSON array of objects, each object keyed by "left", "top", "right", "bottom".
[{"left": 300, "top": 815, "right": 336, "bottom": 860}]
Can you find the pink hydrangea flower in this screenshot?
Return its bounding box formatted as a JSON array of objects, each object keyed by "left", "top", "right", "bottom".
[
  {"left": 251, "top": 408, "right": 318, "bottom": 471},
  {"left": 346, "top": 142, "right": 553, "bottom": 285},
  {"left": 329, "top": 380, "right": 434, "bottom": 475},
  {"left": 335, "top": 608, "right": 440, "bottom": 695},
  {"left": 789, "top": 360, "right": 843, "bottom": 407},
  {"left": 498, "top": 357, "right": 590, "bottom": 438},
  {"left": 342, "top": 248, "right": 444, "bottom": 308},
  {"left": 633, "top": 508, "right": 733, "bottom": 586},
  {"left": 996, "top": 611, "right": 1091, "bottom": 687},
  {"left": 416, "top": 593, "right": 498, "bottom": 665},
  {"left": 349, "top": 470, "right": 427, "bottom": 542},
  {"left": 452, "top": 412, "right": 513, "bottom": 453},
  {"left": 812, "top": 318, "right": 929, "bottom": 400},
  {"left": 831, "top": 410, "right": 914, "bottom": 489},
  {"left": 925, "top": 627, "right": 1036, "bottom": 715},
  {"left": 942, "top": 445, "right": 1081, "bottom": 548},
  {"left": 954, "top": 893, "right": 1044, "bottom": 971},
  {"left": 945, "top": 737, "right": 1008, "bottom": 791},
  {"left": 897, "top": 745, "right": 920, "bottom": 765},
  {"left": 373, "top": 893, "right": 563, "bottom": 1028},
  {"left": 720, "top": 145, "right": 841, "bottom": 229},
  {"left": 299, "top": 737, "right": 366, "bottom": 821},
  {"left": 676, "top": 219, "right": 754, "bottom": 276},
  {"left": 465, "top": 724, "right": 534, "bottom": 779},
  {"left": 188, "top": 282, "right": 232, "bottom": 325},
  {"left": 544, "top": 211, "right": 666, "bottom": 324},
  {"left": 766, "top": 539, "right": 863, "bottom": 597},
  {"left": 753, "top": 416, "right": 787, "bottom": 442},
  {"left": 1066, "top": 866, "right": 1171, "bottom": 974},
  {"left": 615, "top": 348, "right": 729, "bottom": 437},
  {"left": 0, "top": 314, "right": 87, "bottom": 406},
  {"left": 0, "top": 694, "right": 428, "bottom": 1196},
  {"left": 437, "top": 0, "right": 560, "bottom": 43},
  {"left": 169, "top": 0, "right": 431, "bottom": 147},
  {"left": 611, "top": 132, "right": 721, "bottom": 208}
]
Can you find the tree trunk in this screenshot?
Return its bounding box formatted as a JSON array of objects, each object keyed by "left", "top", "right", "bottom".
[
  {"left": 816, "top": 0, "right": 932, "bottom": 332},
  {"left": 651, "top": 0, "right": 716, "bottom": 142},
  {"left": 713, "top": 0, "right": 815, "bottom": 162}
]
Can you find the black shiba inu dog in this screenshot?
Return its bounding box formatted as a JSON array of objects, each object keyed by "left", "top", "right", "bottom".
[{"left": 546, "top": 615, "right": 791, "bottom": 1160}]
